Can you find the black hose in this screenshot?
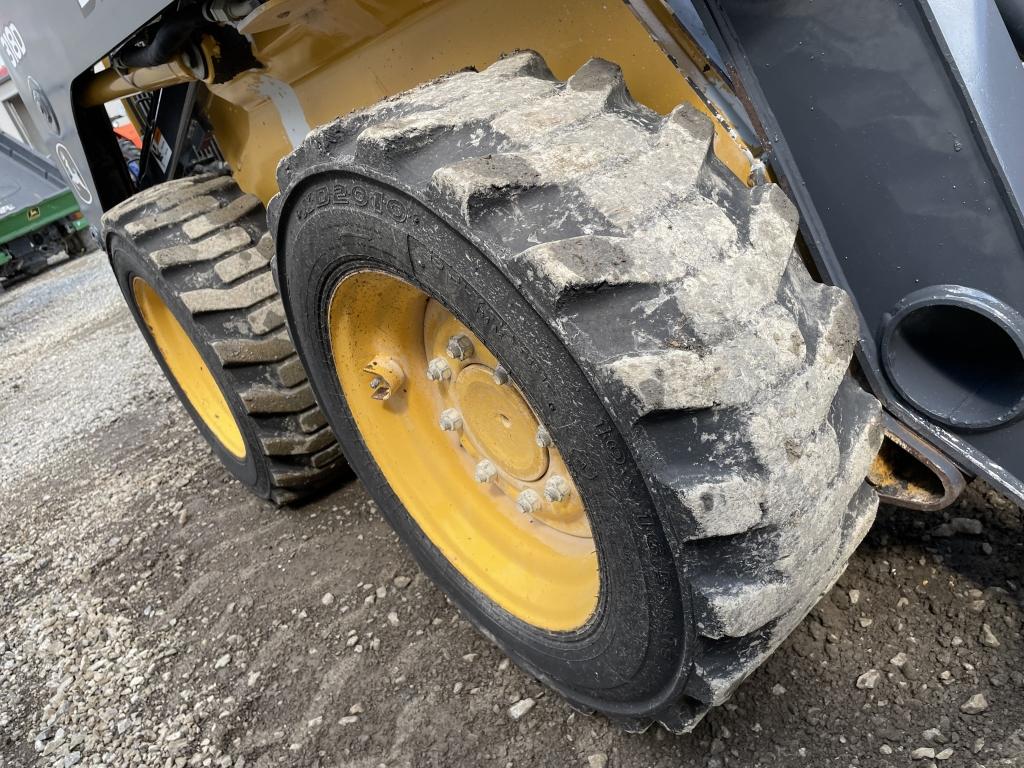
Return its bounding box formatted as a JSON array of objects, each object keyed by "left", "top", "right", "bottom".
[
  {"left": 116, "top": 12, "right": 202, "bottom": 69},
  {"left": 137, "top": 89, "right": 164, "bottom": 187},
  {"left": 994, "top": 0, "right": 1024, "bottom": 57}
]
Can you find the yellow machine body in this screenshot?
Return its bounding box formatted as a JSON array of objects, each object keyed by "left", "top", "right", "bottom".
[{"left": 201, "top": 0, "right": 753, "bottom": 202}]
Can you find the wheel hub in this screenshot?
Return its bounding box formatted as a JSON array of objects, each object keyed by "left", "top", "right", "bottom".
[
  {"left": 330, "top": 270, "right": 598, "bottom": 631},
  {"left": 422, "top": 299, "right": 589, "bottom": 538},
  {"left": 451, "top": 365, "right": 547, "bottom": 481}
]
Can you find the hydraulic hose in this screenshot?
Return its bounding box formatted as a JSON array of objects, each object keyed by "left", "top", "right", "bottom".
[{"left": 115, "top": 13, "right": 202, "bottom": 69}]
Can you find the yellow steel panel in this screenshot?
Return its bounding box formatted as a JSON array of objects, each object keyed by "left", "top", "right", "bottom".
[{"left": 207, "top": 0, "right": 751, "bottom": 201}]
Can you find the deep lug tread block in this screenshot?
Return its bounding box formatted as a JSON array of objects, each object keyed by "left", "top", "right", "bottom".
[
  {"left": 150, "top": 227, "right": 252, "bottom": 270},
  {"left": 183, "top": 194, "right": 262, "bottom": 240},
  {"left": 429, "top": 154, "right": 543, "bottom": 223},
  {"left": 248, "top": 299, "right": 287, "bottom": 336},
  {"left": 103, "top": 174, "right": 235, "bottom": 224},
  {"left": 274, "top": 355, "right": 307, "bottom": 388},
  {"left": 311, "top": 444, "right": 343, "bottom": 469},
  {"left": 241, "top": 382, "right": 316, "bottom": 414},
  {"left": 260, "top": 425, "right": 335, "bottom": 456},
  {"left": 211, "top": 330, "right": 295, "bottom": 366},
  {"left": 124, "top": 195, "right": 220, "bottom": 237},
  {"left": 298, "top": 406, "right": 328, "bottom": 434},
  {"left": 214, "top": 233, "right": 275, "bottom": 283},
  {"left": 180, "top": 272, "right": 277, "bottom": 315}
]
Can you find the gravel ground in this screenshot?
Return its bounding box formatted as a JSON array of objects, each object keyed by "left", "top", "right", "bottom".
[{"left": 1, "top": 253, "right": 1023, "bottom": 768}]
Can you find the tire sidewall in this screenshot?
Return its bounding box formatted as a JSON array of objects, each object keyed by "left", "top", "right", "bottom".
[
  {"left": 109, "top": 234, "right": 270, "bottom": 497},
  {"left": 276, "top": 171, "right": 692, "bottom": 712}
]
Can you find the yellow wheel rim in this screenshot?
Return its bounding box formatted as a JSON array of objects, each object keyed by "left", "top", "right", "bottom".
[
  {"left": 329, "top": 271, "right": 598, "bottom": 631},
  {"left": 132, "top": 276, "right": 247, "bottom": 459}
]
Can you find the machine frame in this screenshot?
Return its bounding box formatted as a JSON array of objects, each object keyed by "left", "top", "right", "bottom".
[{"left": 3, "top": 0, "right": 1024, "bottom": 507}]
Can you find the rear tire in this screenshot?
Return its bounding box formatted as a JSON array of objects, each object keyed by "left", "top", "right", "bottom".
[
  {"left": 64, "top": 227, "right": 95, "bottom": 257},
  {"left": 103, "top": 174, "right": 350, "bottom": 504},
  {"left": 270, "top": 53, "right": 883, "bottom": 730}
]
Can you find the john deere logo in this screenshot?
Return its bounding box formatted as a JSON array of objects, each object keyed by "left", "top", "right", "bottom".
[{"left": 27, "top": 207, "right": 40, "bottom": 220}]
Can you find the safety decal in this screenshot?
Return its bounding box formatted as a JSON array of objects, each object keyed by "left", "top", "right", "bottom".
[{"left": 55, "top": 143, "right": 94, "bottom": 206}]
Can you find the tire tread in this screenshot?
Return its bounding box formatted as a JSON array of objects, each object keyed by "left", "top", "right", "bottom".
[{"left": 102, "top": 175, "right": 347, "bottom": 504}]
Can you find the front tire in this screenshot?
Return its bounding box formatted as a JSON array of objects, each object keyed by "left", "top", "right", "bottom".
[{"left": 270, "top": 53, "right": 883, "bottom": 731}]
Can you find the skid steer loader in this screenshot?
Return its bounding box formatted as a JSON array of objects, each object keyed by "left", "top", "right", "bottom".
[{"left": 4, "top": 0, "right": 1023, "bottom": 735}]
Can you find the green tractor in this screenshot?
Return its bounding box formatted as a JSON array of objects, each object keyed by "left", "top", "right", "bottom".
[
  {"left": 4, "top": 0, "right": 1023, "bottom": 735},
  {"left": 0, "top": 133, "right": 92, "bottom": 285}
]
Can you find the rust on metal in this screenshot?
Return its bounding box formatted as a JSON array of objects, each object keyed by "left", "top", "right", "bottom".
[{"left": 868, "top": 414, "right": 966, "bottom": 511}]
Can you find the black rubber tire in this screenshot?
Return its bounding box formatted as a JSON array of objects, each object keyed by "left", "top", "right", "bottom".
[
  {"left": 276, "top": 175, "right": 692, "bottom": 727},
  {"left": 269, "top": 53, "right": 884, "bottom": 731},
  {"left": 102, "top": 174, "right": 350, "bottom": 504},
  {"left": 64, "top": 228, "right": 95, "bottom": 257}
]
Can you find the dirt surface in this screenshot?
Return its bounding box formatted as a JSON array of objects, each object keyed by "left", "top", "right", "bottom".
[{"left": 1, "top": 253, "right": 1023, "bottom": 768}]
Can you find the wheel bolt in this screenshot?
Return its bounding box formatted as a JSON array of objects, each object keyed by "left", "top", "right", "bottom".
[
  {"left": 426, "top": 357, "right": 452, "bottom": 382},
  {"left": 439, "top": 408, "right": 463, "bottom": 432},
  {"left": 516, "top": 489, "right": 541, "bottom": 514},
  {"left": 544, "top": 475, "right": 571, "bottom": 503},
  {"left": 474, "top": 459, "right": 498, "bottom": 483},
  {"left": 446, "top": 333, "right": 475, "bottom": 361},
  {"left": 368, "top": 378, "right": 390, "bottom": 400},
  {"left": 535, "top": 426, "right": 552, "bottom": 448},
  {"left": 492, "top": 365, "right": 509, "bottom": 385}
]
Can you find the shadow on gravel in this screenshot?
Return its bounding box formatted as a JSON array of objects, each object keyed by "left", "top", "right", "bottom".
[{"left": 864, "top": 484, "right": 1023, "bottom": 594}]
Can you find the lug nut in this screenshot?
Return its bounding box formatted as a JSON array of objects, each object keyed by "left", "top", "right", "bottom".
[
  {"left": 439, "top": 408, "right": 463, "bottom": 432},
  {"left": 446, "top": 333, "right": 475, "bottom": 361},
  {"left": 492, "top": 365, "right": 510, "bottom": 385},
  {"left": 368, "top": 377, "right": 389, "bottom": 401},
  {"left": 516, "top": 489, "right": 541, "bottom": 514},
  {"left": 535, "top": 426, "right": 552, "bottom": 448},
  {"left": 426, "top": 357, "right": 452, "bottom": 382},
  {"left": 544, "top": 475, "right": 571, "bottom": 503},
  {"left": 474, "top": 459, "right": 498, "bottom": 484}
]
